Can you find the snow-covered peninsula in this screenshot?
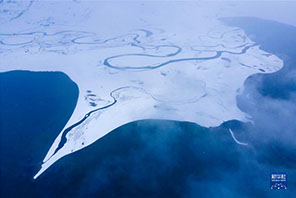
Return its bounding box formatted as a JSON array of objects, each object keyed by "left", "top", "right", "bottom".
[{"left": 0, "top": 1, "right": 284, "bottom": 179}]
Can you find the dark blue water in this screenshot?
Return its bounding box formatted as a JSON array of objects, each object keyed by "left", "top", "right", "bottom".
[
  {"left": 0, "top": 71, "right": 78, "bottom": 197},
  {"left": 0, "top": 17, "right": 295, "bottom": 198}
]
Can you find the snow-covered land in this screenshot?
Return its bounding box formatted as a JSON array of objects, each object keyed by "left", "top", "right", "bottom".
[{"left": 0, "top": 0, "right": 288, "bottom": 179}]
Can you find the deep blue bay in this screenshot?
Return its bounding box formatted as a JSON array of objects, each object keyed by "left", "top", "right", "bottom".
[
  {"left": 0, "top": 17, "right": 295, "bottom": 198},
  {"left": 0, "top": 71, "right": 78, "bottom": 197}
]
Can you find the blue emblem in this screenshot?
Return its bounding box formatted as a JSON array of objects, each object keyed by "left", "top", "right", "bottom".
[{"left": 270, "top": 173, "right": 287, "bottom": 189}]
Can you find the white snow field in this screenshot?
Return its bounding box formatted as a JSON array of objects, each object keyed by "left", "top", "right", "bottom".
[{"left": 0, "top": 0, "right": 289, "bottom": 179}]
